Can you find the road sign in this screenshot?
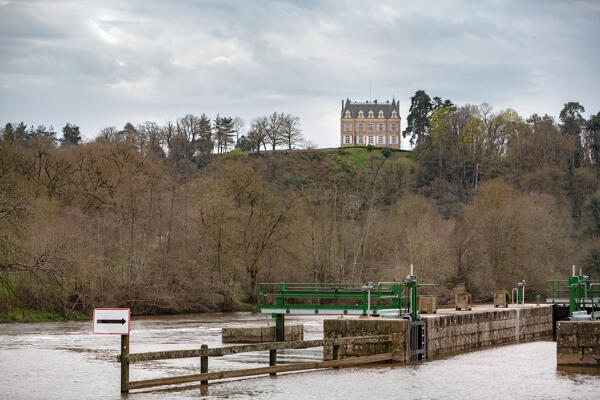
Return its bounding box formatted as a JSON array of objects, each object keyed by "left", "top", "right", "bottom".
[{"left": 93, "top": 308, "right": 130, "bottom": 335}]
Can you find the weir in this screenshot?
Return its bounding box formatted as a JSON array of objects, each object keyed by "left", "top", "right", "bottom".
[{"left": 109, "top": 272, "right": 600, "bottom": 393}]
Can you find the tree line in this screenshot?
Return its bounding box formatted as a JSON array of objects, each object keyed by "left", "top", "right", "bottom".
[{"left": 1, "top": 94, "right": 599, "bottom": 319}]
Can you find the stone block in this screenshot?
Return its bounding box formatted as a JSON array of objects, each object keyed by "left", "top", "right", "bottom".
[
  {"left": 494, "top": 292, "right": 509, "bottom": 308},
  {"left": 455, "top": 293, "right": 472, "bottom": 311},
  {"left": 419, "top": 296, "right": 437, "bottom": 314}
]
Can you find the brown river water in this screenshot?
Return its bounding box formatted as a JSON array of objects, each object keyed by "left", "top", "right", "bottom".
[{"left": 1, "top": 312, "right": 599, "bottom": 399}]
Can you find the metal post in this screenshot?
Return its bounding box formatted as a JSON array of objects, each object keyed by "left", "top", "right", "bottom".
[
  {"left": 275, "top": 314, "right": 285, "bottom": 342},
  {"left": 201, "top": 344, "right": 208, "bottom": 384},
  {"left": 269, "top": 349, "right": 277, "bottom": 376},
  {"left": 120, "top": 334, "right": 129, "bottom": 393}
]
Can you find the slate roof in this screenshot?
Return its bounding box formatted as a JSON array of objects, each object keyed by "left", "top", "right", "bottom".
[{"left": 341, "top": 98, "right": 399, "bottom": 118}]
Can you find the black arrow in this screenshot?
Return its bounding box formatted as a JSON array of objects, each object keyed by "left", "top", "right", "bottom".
[{"left": 96, "top": 318, "right": 126, "bottom": 325}]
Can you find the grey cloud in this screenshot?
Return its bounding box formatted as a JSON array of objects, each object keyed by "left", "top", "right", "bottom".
[{"left": 0, "top": 0, "right": 599, "bottom": 149}]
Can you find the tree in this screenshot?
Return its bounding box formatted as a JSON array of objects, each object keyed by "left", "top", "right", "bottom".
[
  {"left": 266, "top": 112, "right": 284, "bottom": 150},
  {"left": 232, "top": 117, "right": 245, "bottom": 146},
  {"left": 584, "top": 112, "right": 600, "bottom": 167},
  {"left": 248, "top": 117, "right": 269, "bottom": 153},
  {"left": 235, "top": 135, "right": 253, "bottom": 152},
  {"left": 559, "top": 102, "right": 585, "bottom": 167},
  {"left": 214, "top": 115, "right": 235, "bottom": 154},
  {"left": 281, "top": 114, "right": 302, "bottom": 150},
  {"left": 61, "top": 123, "right": 81, "bottom": 146},
  {"left": 403, "top": 90, "right": 433, "bottom": 146},
  {"left": 197, "top": 114, "right": 214, "bottom": 156}
]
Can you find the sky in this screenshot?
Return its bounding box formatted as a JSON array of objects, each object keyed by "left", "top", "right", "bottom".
[{"left": 1, "top": 0, "right": 599, "bottom": 149}]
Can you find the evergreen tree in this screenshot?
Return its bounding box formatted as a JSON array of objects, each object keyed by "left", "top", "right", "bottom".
[{"left": 61, "top": 122, "right": 82, "bottom": 146}]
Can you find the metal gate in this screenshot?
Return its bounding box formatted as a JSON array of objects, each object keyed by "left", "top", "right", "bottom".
[{"left": 409, "top": 321, "right": 426, "bottom": 361}]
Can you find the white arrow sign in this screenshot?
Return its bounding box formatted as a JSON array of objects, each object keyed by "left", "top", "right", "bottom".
[{"left": 92, "top": 308, "right": 130, "bottom": 335}]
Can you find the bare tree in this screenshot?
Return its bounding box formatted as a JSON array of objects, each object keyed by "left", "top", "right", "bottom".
[
  {"left": 281, "top": 114, "right": 302, "bottom": 150},
  {"left": 248, "top": 117, "right": 269, "bottom": 153},
  {"left": 232, "top": 117, "right": 245, "bottom": 147},
  {"left": 266, "top": 112, "right": 284, "bottom": 151}
]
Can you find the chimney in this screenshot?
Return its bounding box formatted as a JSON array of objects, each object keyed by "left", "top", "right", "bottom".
[{"left": 341, "top": 99, "right": 344, "bottom": 110}]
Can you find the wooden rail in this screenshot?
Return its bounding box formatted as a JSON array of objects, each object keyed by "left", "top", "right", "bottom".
[
  {"left": 123, "top": 335, "right": 391, "bottom": 363},
  {"left": 119, "top": 335, "right": 392, "bottom": 392},
  {"left": 128, "top": 353, "right": 392, "bottom": 390}
]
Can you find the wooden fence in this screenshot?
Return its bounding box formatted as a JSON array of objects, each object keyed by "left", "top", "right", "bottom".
[{"left": 119, "top": 335, "right": 392, "bottom": 392}]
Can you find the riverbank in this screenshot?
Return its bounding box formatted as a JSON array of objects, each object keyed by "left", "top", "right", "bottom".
[{"left": 0, "top": 299, "right": 255, "bottom": 323}]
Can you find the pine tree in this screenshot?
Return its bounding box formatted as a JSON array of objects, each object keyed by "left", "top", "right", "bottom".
[{"left": 61, "top": 123, "right": 82, "bottom": 146}]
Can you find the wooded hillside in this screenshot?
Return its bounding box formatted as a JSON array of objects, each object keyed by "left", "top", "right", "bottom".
[{"left": 2, "top": 95, "right": 600, "bottom": 318}]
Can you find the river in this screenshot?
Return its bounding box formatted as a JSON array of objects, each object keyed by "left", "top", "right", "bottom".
[{"left": 1, "top": 313, "right": 599, "bottom": 399}]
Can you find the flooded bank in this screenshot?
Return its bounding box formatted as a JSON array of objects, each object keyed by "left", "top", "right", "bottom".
[{"left": 1, "top": 313, "right": 599, "bottom": 399}]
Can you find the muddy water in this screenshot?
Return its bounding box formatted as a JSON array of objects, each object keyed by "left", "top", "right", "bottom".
[{"left": 1, "top": 313, "right": 599, "bottom": 399}]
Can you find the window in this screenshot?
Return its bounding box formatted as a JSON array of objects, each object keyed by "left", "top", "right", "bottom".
[
  {"left": 358, "top": 110, "right": 364, "bottom": 118},
  {"left": 345, "top": 111, "right": 351, "bottom": 118},
  {"left": 368, "top": 110, "right": 374, "bottom": 118},
  {"left": 392, "top": 111, "right": 397, "bottom": 118},
  {"left": 368, "top": 136, "right": 374, "bottom": 144},
  {"left": 358, "top": 123, "right": 363, "bottom": 131},
  {"left": 378, "top": 111, "right": 384, "bottom": 118},
  {"left": 391, "top": 123, "right": 397, "bottom": 131},
  {"left": 368, "top": 124, "right": 373, "bottom": 131},
  {"left": 378, "top": 136, "right": 384, "bottom": 144},
  {"left": 358, "top": 136, "right": 364, "bottom": 144},
  {"left": 344, "top": 136, "right": 352, "bottom": 144},
  {"left": 378, "top": 123, "right": 384, "bottom": 131},
  {"left": 391, "top": 136, "right": 397, "bottom": 144},
  {"left": 345, "top": 124, "right": 351, "bottom": 132}
]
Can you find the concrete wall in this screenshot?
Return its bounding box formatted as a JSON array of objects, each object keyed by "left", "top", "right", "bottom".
[
  {"left": 323, "top": 318, "right": 409, "bottom": 362},
  {"left": 222, "top": 324, "right": 303, "bottom": 343},
  {"left": 426, "top": 306, "right": 553, "bottom": 358},
  {"left": 557, "top": 321, "right": 600, "bottom": 367}
]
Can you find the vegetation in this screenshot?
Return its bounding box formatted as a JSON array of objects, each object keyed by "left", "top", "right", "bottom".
[{"left": 1, "top": 95, "right": 600, "bottom": 319}]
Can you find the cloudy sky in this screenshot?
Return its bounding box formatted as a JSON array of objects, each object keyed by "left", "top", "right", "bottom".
[{"left": 1, "top": 0, "right": 599, "bottom": 149}]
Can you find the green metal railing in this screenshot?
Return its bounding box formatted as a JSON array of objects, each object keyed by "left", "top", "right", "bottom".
[
  {"left": 257, "top": 279, "right": 437, "bottom": 320},
  {"left": 546, "top": 276, "right": 600, "bottom": 317}
]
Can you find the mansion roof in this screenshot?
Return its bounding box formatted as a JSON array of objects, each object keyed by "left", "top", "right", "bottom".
[{"left": 341, "top": 98, "right": 399, "bottom": 119}]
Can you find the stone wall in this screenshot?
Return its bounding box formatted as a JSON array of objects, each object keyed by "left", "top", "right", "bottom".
[
  {"left": 222, "top": 324, "right": 303, "bottom": 343},
  {"left": 323, "top": 318, "right": 409, "bottom": 362},
  {"left": 556, "top": 321, "right": 600, "bottom": 367},
  {"left": 426, "top": 306, "right": 553, "bottom": 358}
]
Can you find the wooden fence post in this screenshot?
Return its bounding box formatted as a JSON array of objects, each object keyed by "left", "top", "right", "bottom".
[
  {"left": 201, "top": 344, "right": 208, "bottom": 384},
  {"left": 121, "top": 334, "right": 130, "bottom": 393},
  {"left": 269, "top": 349, "right": 277, "bottom": 376},
  {"left": 332, "top": 344, "right": 340, "bottom": 369}
]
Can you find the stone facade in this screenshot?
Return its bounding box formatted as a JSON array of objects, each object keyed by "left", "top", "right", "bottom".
[
  {"left": 340, "top": 98, "right": 401, "bottom": 149},
  {"left": 222, "top": 324, "right": 303, "bottom": 343},
  {"left": 556, "top": 321, "right": 600, "bottom": 367}
]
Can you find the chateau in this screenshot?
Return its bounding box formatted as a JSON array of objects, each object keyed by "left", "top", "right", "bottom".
[{"left": 340, "top": 98, "right": 401, "bottom": 149}]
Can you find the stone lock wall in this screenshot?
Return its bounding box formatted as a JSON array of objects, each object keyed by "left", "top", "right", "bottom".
[
  {"left": 426, "top": 306, "right": 553, "bottom": 358},
  {"left": 323, "top": 318, "right": 409, "bottom": 362},
  {"left": 557, "top": 321, "right": 600, "bottom": 367}
]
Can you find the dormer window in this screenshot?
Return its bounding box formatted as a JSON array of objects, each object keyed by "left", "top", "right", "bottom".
[
  {"left": 378, "top": 111, "right": 384, "bottom": 118},
  {"left": 345, "top": 111, "right": 351, "bottom": 118},
  {"left": 391, "top": 111, "right": 397, "bottom": 118},
  {"left": 368, "top": 110, "right": 374, "bottom": 118},
  {"left": 358, "top": 110, "right": 364, "bottom": 118}
]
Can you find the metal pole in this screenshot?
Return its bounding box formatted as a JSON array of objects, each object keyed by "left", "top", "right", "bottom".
[
  {"left": 275, "top": 314, "right": 285, "bottom": 342},
  {"left": 367, "top": 290, "right": 371, "bottom": 316},
  {"left": 120, "top": 334, "right": 129, "bottom": 393},
  {"left": 201, "top": 344, "right": 208, "bottom": 384}
]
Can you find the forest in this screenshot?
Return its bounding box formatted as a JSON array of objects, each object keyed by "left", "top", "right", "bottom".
[{"left": 1, "top": 91, "right": 600, "bottom": 319}]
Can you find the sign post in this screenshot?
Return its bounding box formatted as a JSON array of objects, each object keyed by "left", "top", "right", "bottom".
[{"left": 92, "top": 308, "right": 130, "bottom": 393}]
